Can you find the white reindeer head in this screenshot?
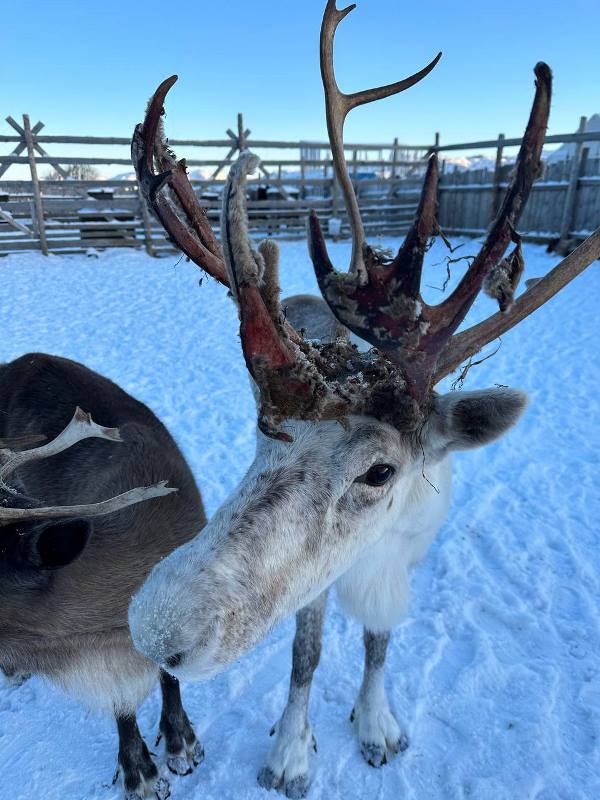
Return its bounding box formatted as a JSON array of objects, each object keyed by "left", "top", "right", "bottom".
[{"left": 127, "top": 1, "right": 597, "bottom": 680}]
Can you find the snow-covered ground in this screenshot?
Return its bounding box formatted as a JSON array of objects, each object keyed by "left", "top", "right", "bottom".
[{"left": 0, "top": 237, "right": 598, "bottom": 800}]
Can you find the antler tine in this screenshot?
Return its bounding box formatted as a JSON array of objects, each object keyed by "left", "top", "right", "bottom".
[
  {"left": 0, "top": 407, "right": 120, "bottom": 490},
  {"left": 431, "top": 63, "right": 552, "bottom": 344},
  {"left": 435, "top": 226, "right": 600, "bottom": 382},
  {"left": 318, "top": 0, "right": 441, "bottom": 283},
  {"left": 308, "top": 153, "right": 439, "bottom": 351},
  {"left": 0, "top": 483, "right": 177, "bottom": 526},
  {"left": 132, "top": 76, "right": 228, "bottom": 285},
  {"left": 221, "top": 152, "right": 303, "bottom": 440},
  {"left": 388, "top": 153, "right": 440, "bottom": 298},
  {"left": 309, "top": 56, "right": 557, "bottom": 404},
  {"left": 0, "top": 408, "right": 178, "bottom": 525}
]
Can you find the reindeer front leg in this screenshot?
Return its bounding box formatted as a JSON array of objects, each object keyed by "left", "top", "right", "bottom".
[
  {"left": 157, "top": 670, "right": 204, "bottom": 776},
  {"left": 115, "top": 714, "right": 170, "bottom": 800},
  {"left": 258, "top": 590, "right": 328, "bottom": 799},
  {"left": 351, "top": 629, "right": 409, "bottom": 768}
]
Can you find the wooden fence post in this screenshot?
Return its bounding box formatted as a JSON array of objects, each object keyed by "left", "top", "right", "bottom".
[
  {"left": 559, "top": 116, "right": 587, "bottom": 246},
  {"left": 137, "top": 186, "right": 154, "bottom": 256},
  {"left": 237, "top": 113, "right": 246, "bottom": 151},
  {"left": 391, "top": 137, "right": 399, "bottom": 179},
  {"left": 491, "top": 132, "right": 505, "bottom": 219},
  {"left": 6, "top": 117, "right": 69, "bottom": 179},
  {"left": 300, "top": 146, "right": 306, "bottom": 200},
  {"left": 331, "top": 173, "right": 339, "bottom": 219},
  {"left": 388, "top": 137, "right": 399, "bottom": 198},
  {"left": 0, "top": 118, "right": 43, "bottom": 179},
  {"left": 22, "top": 114, "right": 48, "bottom": 255}
]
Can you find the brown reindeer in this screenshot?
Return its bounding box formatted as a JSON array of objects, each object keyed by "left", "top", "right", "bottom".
[
  {"left": 0, "top": 354, "right": 206, "bottom": 799},
  {"left": 128, "top": 2, "right": 598, "bottom": 796}
]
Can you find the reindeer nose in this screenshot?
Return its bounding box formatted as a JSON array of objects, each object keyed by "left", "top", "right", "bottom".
[{"left": 164, "top": 652, "right": 184, "bottom": 669}]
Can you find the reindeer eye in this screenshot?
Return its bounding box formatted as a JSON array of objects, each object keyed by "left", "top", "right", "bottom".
[{"left": 357, "top": 464, "right": 396, "bottom": 487}]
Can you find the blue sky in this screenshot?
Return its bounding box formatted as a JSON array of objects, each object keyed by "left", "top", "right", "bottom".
[{"left": 2, "top": 0, "right": 598, "bottom": 178}]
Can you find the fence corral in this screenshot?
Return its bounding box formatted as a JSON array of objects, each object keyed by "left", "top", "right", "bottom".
[{"left": 1, "top": 113, "right": 599, "bottom": 256}]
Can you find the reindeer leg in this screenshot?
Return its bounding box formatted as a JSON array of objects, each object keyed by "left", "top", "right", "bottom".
[
  {"left": 115, "top": 713, "right": 170, "bottom": 800},
  {"left": 257, "top": 590, "right": 328, "bottom": 799},
  {"left": 157, "top": 670, "right": 204, "bottom": 775},
  {"left": 350, "top": 629, "right": 409, "bottom": 768}
]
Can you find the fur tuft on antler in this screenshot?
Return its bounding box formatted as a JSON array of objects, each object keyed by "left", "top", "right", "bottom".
[{"left": 483, "top": 238, "right": 525, "bottom": 312}]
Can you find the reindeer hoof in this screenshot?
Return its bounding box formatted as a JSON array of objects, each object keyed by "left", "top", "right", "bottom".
[
  {"left": 123, "top": 775, "right": 170, "bottom": 800},
  {"left": 258, "top": 712, "right": 315, "bottom": 797},
  {"left": 166, "top": 740, "right": 204, "bottom": 775},
  {"left": 166, "top": 755, "right": 192, "bottom": 776},
  {"left": 351, "top": 698, "right": 408, "bottom": 768},
  {"left": 361, "top": 742, "right": 388, "bottom": 768},
  {"left": 154, "top": 777, "right": 171, "bottom": 800},
  {"left": 257, "top": 765, "right": 279, "bottom": 790},
  {"left": 284, "top": 774, "right": 310, "bottom": 799},
  {"left": 391, "top": 732, "right": 410, "bottom": 755},
  {"left": 257, "top": 767, "right": 311, "bottom": 799}
]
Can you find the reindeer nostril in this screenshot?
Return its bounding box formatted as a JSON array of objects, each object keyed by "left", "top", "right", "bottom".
[{"left": 164, "top": 652, "right": 183, "bottom": 669}]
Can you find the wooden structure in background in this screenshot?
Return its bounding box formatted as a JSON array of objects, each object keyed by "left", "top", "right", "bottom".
[{"left": 1, "top": 115, "right": 599, "bottom": 256}]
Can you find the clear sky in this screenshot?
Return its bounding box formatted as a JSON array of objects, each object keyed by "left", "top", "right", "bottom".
[{"left": 2, "top": 0, "right": 598, "bottom": 178}]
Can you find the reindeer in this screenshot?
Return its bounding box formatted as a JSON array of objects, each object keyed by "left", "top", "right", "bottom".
[
  {"left": 0, "top": 354, "right": 206, "bottom": 799},
  {"left": 128, "top": 1, "right": 599, "bottom": 796}
]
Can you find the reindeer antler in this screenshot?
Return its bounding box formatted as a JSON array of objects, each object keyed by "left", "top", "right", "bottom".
[
  {"left": 435, "top": 227, "right": 600, "bottom": 380},
  {"left": 131, "top": 76, "right": 228, "bottom": 285},
  {"left": 0, "top": 408, "right": 176, "bottom": 526},
  {"left": 133, "top": 80, "right": 418, "bottom": 440},
  {"left": 220, "top": 152, "right": 421, "bottom": 439},
  {"left": 307, "top": 5, "right": 592, "bottom": 401},
  {"left": 133, "top": 2, "right": 599, "bottom": 439},
  {"left": 319, "top": 0, "right": 441, "bottom": 284}
]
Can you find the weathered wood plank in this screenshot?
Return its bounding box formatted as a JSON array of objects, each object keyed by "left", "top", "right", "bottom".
[
  {"left": 0, "top": 135, "right": 431, "bottom": 151},
  {"left": 0, "top": 120, "right": 44, "bottom": 179},
  {"left": 0, "top": 208, "right": 33, "bottom": 236},
  {"left": 22, "top": 114, "right": 48, "bottom": 255},
  {"left": 435, "top": 131, "right": 600, "bottom": 151},
  {"left": 6, "top": 117, "right": 69, "bottom": 179},
  {"left": 559, "top": 117, "right": 587, "bottom": 242}
]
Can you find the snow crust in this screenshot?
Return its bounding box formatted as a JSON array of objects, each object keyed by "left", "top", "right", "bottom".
[{"left": 0, "top": 237, "right": 598, "bottom": 799}]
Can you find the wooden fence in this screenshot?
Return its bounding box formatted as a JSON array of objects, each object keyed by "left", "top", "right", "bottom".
[{"left": 1, "top": 112, "right": 599, "bottom": 256}]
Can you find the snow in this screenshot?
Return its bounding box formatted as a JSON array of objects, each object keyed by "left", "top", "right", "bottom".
[{"left": 0, "top": 237, "right": 598, "bottom": 800}]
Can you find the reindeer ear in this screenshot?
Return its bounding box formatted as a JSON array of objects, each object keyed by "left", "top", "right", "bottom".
[
  {"left": 11, "top": 519, "right": 92, "bottom": 570},
  {"left": 34, "top": 519, "right": 92, "bottom": 568},
  {"left": 426, "top": 388, "right": 528, "bottom": 453}
]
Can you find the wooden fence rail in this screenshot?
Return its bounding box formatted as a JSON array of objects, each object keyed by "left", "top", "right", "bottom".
[{"left": 1, "top": 112, "right": 599, "bottom": 257}]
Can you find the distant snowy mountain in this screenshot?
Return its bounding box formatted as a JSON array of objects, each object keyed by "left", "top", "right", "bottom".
[
  {"left": 110, "top": 167, "right": 213, "bottom": 181},
  {"left": 441, "top": 154, "right": 509, "bottom": 172},
  {"left": 438, "top": 115, "right": 599, "bottom": 173},
  {"left": 545, "top": 113, "right": 600, "bottom": 161},
  {"left": 110, "top": 170, "right": 137, "bottom": 181}
]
